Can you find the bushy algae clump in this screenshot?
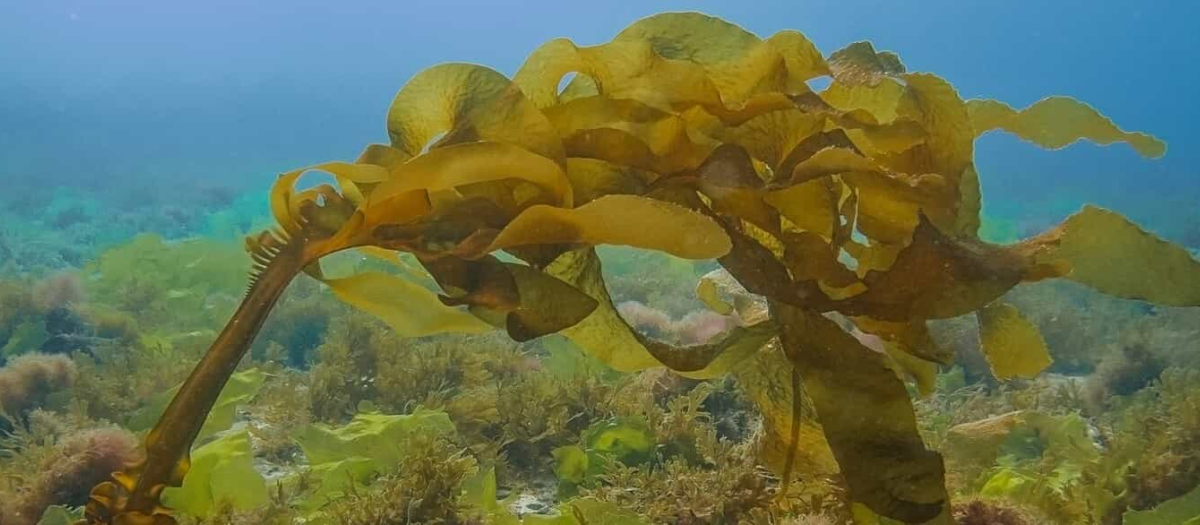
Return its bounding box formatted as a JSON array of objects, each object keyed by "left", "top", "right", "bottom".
[{"left": 82, "top": 12, "right": 1198, "bottom": 525}]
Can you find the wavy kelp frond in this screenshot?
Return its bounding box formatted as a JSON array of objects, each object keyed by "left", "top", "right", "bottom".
[
  {"left": 828, "top": 41, "right": 906, "bottom": 83},
  {"left": 1022, "top": 205, "right": 1200, "bottom": 306},
  {"left": 488, "top": 194, "right": 731, "bottom": 259},
  {"left": 322, "top": 272, "right": 493, "bottom": 338},
  {"left": 386, "top": 63, "right": 565, "bottom": 164},
  {"left": 88, "top": 11, "right": 1188, "bottom": 525},
  {"left": 775, "top": 303, "right": 948, "bottom": 523},
  {"left": 515, "top": 14, "right": 826, "bottom": 117},
  {"left": 545, "top": 249, "right": 665, "bottom": 372},
  {"left": 976, "top": 302, "right": 1054, "bottom": 380},
  {"left": 730, "top": 340, "right": 840, "bottom": 482},
  {"left": 544, "top": 248, "right": 774, "bottom": 377},
  {"left": 430, "top": 256, "right": 600, "bottom": 341},
  {"left": 613, "top": 12, "right": 828, "bottom": 99},
  {"left": 967, "top": 97, "right": 1167, "bottom": 158}
]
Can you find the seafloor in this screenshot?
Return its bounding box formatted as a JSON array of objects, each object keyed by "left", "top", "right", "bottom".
[{"left": 1, "top": 177, "right": 1199, "bottom": 525}]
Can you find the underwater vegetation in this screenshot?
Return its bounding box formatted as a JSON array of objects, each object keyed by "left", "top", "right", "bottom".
[
  {"left": 0, "top": 354, "right": 76, "bottom": 424},
  {"left": 0, "top": 10, "right": 1194, "bottom": 525},
  {"left": 83, "top": 11, "right": 1200, "bottom": 525}
]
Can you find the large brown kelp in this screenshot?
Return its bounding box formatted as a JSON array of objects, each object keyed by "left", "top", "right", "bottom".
[{"left": 83, "top": 12, "right": 1196, "bottom": 524}]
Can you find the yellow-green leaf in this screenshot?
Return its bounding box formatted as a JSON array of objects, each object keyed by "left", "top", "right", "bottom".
[
  {"left": 1026, "top": 206, "right": 1200, "bottom": 306},
  {"left": 386, "top": 63, "right": 564, "bottom": 164},
  {"left": 162, "top": 431, "right": 268, "bottom": 518},
  {"left": 489, "top": 194, "right": 732, "bottom": 260},
  {"left": 967, "top": 96, "right": 1166, "bottom": 158},
  {"left": 323, "top": 271, "right": 494, "bottom": 337},
  {"left": 696, "top": 276, "right": 734, "bottom": 315},
  {"left": 976, "top": 301, "right": 1053, "bottom": 380}
]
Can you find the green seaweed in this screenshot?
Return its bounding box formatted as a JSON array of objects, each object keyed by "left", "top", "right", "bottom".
[
  {"left": 0, "top": 320, "right": 48, "bottom": 358},
  {"left": 292, "top": 409, "right": 455, "bottom": 466},
  {"left": 466, "top": 467, "right": 649, "bottom": 525},
  {"left": 292, "top": 458, "right": 376, "bottom": 513},
  {"left": 84, "top": 234, "right": 248, "bottom": 331},
  {"left": 128, "top": 368, "right": 267, "bottom": 442},
  {"left": 310, "top": 421, "right": 479, "bottom": 524},
  {"left": 583, "top": 418, "right": 655, "bottom": 467},
  {"left": 161, "top": 430, "right": 268, "bottom": 518},
  {"left": 36, "top": 506, "right": 82, "bottom": 525},
  {"left": 552, "top": 418, "right": 654, "bottom": 496},
  {"left": 1124, "top": 483, "right": 1200, "bottom": 525}
]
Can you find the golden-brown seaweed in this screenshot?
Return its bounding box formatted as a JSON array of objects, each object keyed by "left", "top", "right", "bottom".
[{"left": 85, "top": 12, "right": 1192, "bottom": 525}]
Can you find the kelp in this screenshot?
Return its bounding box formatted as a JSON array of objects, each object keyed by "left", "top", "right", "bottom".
[
  {"left": 84, "top": 11, "right": 1195, "bottom": 525},
  {"left": 966, "top": 97, "right": 1166, "bottom": 158},
  {"left": 976, "top": 302, "right": 1053, "bottom": 380}
]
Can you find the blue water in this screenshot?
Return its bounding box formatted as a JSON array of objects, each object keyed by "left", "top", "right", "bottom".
[{"left": 2, "top": 0, "right": 1197, "bottom": 240}]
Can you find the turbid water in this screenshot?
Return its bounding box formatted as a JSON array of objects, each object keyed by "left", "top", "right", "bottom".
[{"left": 1, "top": 3, "right": 1199, "bottom": 524}]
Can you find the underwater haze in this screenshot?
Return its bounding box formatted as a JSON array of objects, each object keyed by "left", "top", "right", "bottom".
[
  {"left": 3, "top": 0, "right": 1198, "bottom": 239},
  {"left": 2, "top": 1, "right": 1200, "bottom": 524}
]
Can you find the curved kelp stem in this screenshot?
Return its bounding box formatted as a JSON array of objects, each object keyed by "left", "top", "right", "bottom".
[{"left": 82, "top": 236, "right": 306, "bottom": 525}]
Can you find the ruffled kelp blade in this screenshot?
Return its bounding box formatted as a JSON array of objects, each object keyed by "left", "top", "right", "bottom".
[
  {"left": 976, "top": 302, "right": 1053, "bottom": 380},
  {"left": 775, "top": 303, "right": 949, "bottom": 523},
  {"left": 488, "top": 194, "right": 731, "bottom": 259},
  {"left": 93, "top": 10, "right": 1193, "bottom": 525},
  {"left": 968, "top": 97, "right": 1167, "bottom": 158},
  {"left": 1023, "top": 206, "right": 1200, "bottom": 306},
  {"left": 386, "top": 62, "right": 565, "bottom": 165},
  {"left": 322, "top": 271, "right": 495, "bottom": 338},
  {"left": 260, "top": 13, "right": 1179, "bottom": 525}
]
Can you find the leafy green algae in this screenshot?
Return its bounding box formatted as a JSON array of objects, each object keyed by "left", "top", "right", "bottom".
[
  {"left": 466, "top": 467, "right": 649, "bottom": 525},
  {"left": 128, "top": 368, "right": 267, "bottom": 441},
  {"left": 292, "top": 409, "right": 454, "bottom": 466},
  {"left": 552, "top": 417, "right": 655, "bottom": 495},
  {"left": 84, "top": 234, "right": 248, "bottom": 332},
  {"left": 289, "top": 409, "right": 460, "bottom": 520},
  {"left": 1125, "top": 483, "right": 1200, "bottom": 525},
  {"left": 161, "top": 430, "right": 268, "bottom": 517}
]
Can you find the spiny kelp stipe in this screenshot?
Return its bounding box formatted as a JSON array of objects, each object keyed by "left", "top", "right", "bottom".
[{"left": 83, "top": 12, "right": 1196, "bottom": 525}]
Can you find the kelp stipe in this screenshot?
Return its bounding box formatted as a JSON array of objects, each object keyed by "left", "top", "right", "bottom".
[
  {"left": 82, "top": 12, "right": 1199, "bottom": 525},
  {"left": 82, "top": 230, "right": 310, "bottom": 524}
]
